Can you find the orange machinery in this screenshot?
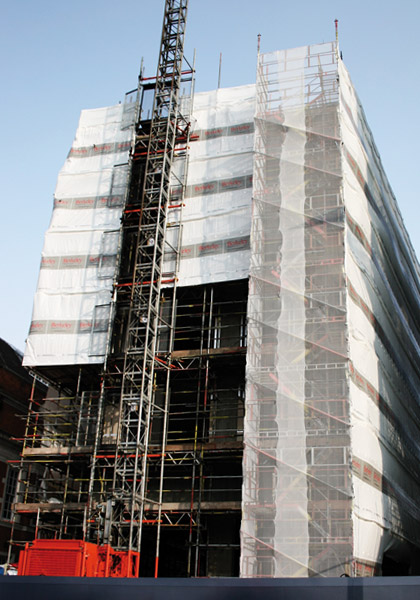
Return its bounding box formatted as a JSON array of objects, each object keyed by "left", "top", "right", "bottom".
[{"left": 17, "top": 539, "right": 139, "bottom": 577}]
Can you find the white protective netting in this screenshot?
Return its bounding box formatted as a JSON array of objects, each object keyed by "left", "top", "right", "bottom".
[
  {"left": 241, "top": 41, "right": 420, "bottom": 578},
  {"left": 241, "top": 43, "right": 352, "bottom": 577}
]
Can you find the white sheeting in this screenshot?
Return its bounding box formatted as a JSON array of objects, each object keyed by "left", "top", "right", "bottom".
[
  {"left": 24, "top": 104, "right": 130, "bottom": 366},
  {"left": 24, "top": 86, "right": 255, "bottom": 366},
  {"left": 341, "top": 58, "right": 420, "bottom": 570},
  {"left": 164, "top": 85, "right": 255, "bottom": 286}
]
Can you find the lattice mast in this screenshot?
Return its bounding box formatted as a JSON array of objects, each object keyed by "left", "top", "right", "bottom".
[{"left": 86, "top": 0, "right": 192, "bottom": 568}]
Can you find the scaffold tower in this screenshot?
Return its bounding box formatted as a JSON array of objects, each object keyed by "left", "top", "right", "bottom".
[{"left": 88, "top": 0, "right": 193, "bottom": 573}]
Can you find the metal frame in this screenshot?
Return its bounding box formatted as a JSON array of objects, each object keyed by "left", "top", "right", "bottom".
[{"left": 88, "top": 0, "right": 192, "bottom": 573}]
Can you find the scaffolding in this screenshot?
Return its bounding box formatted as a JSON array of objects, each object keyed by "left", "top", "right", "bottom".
[
  {"left": 10, "top": 282, "right": 247, "bottom": 576},
  {"left": 241, "top": 43, "right": 351, "bottom": 577}
]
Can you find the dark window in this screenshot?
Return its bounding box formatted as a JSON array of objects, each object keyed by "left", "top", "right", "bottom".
[{"left": 1, "top": 467, "right": 18, "bottom": 520}]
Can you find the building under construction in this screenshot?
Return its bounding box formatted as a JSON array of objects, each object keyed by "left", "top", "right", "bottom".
[{"left": 10, "top": 0, "right": 420, "bottom": 578}]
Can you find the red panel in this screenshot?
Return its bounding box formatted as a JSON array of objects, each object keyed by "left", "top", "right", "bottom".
[
  {"left": 23, "top": 549, "right": 81, "bottom": 576},
  {"left": 17, "top": 539, "right": 139, "bottom": 578},
  {"left": 18, "top": 540, "right": 88, "bottom": 577}
]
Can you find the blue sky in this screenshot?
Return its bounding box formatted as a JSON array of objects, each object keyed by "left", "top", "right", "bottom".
[{"left": 1, "top": 0, "right": 419, "bottom": 352}]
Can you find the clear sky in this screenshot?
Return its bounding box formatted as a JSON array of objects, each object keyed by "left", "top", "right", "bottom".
[{"left": 1, "top": 0, "right": 419, "bottom": 352}]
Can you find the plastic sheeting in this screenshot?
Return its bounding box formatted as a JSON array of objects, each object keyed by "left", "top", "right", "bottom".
[
  {"left": 241, "top": 41, "right": 420, "bottom": 578},
  {"left": 24, "top": 86, "right": 255, "bottom": 366},
  {"left": 164, "top": 85, "right": 255, "bottom": 285},
  {"left": 339, "top": 58, "right": 420, "bottom": 572},
  {"left": 23, "top": 104, "right": 133, "bottom": 366}
]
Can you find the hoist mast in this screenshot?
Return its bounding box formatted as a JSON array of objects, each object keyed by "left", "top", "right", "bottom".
[{"left": 88, "top": 0, "right": 193, "bottom": 575}]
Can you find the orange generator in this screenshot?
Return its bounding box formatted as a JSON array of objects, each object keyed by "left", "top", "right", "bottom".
[{"left": 17, "top": 539, "right": 139, "bottom": 577}]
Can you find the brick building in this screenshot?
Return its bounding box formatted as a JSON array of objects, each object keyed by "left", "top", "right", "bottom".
[{"left": 0, "top": 338, "right": 46, "bottom": 563}]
